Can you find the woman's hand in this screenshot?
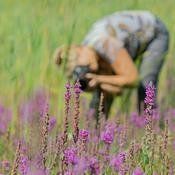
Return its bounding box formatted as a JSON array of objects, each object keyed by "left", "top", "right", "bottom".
[
  {"left": 86, "top": 73, "right": 99, "bottom": 88},
  {"left": 86, "top": 73, "right": 123, "bottom": 94}
]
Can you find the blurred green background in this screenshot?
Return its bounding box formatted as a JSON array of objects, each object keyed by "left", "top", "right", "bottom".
[{"left": 0, "top": 0, "right": 175, "bottom": 115}]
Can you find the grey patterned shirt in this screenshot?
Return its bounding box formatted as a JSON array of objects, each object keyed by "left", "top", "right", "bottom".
[{"left": 82, "top": 11, "right": 157, "bottom": 63}]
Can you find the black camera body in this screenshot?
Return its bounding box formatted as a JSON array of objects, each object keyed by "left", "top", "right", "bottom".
[{"left": 72, "top": 66, "right": 91, "bottom": 91}]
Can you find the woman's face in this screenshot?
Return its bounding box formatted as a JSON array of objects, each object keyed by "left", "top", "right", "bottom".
[{"left": 55, "top": 45, "right": 99, "bottom": 78}]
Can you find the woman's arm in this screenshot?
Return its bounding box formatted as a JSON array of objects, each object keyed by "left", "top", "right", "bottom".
[{"left": 86, "top": 48, "right": 139, "bottom": 93}]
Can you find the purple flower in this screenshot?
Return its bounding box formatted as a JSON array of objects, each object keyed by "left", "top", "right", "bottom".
[
  {"left": 1, "top": 160, "right": 10, "bottom": 171},
  {"left": 48, "top": 117, "right": 56, "bottom": 132},
  {"left": 73, "top": 157, "right": 88, "bottom": 174},
  {"left": 19, "top": 155, "right": 29, "bottom": 175},
  {"left": 101, "top": 130, "right": 114, "bottom": 144},
  {"left": 88, "top": 157, "right": 100, "bottom": 175},
  {"left": 79, "top": 129, "right": 89, "bottom": 142},
  {"left": 105, "top": 122, "right": 116, "bottom": 132},
  {"left": 64, "top": 147, "right": 78, "bottom": 165},
  {"left": 65, "top": 82, "right": 71, "bottom": 101},
  {"left": 27, "top": 168, "right": 49, "bottom": 175},
  {"left": 0, "top": 104, "right": 12, "bottom": 134},
  {"left": 19, "top": 88, "right": 49, "bottom": 123},
  {"left": 110, "top": 152, "right": 127, "bottom": 172},
  {"left": 130, "top": 112, "right": 145, "bottom": 128},
  {"left": 74, "top": 80, "right": 81, "bottom": 94},
  {"left": 132, "top": 167, "right": 145, "bottom": 175},
  {"left": 101, "top": 123, "right": 115, "bottom": 145},
  {"left": 64, "top": 171, "right": 74, "bottom": 175},
  {"left": 144, "top": 82, "right": 156, "bottom": 115}
]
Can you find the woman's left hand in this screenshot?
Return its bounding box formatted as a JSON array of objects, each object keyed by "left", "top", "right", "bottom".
[{"left": 86, "top": 73, "right": 99, "bottom": 88}]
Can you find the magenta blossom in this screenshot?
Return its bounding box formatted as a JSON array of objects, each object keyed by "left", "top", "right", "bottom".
[
  {"left": 0, "top": 104, "right": 12, "bottom": 134},
  {"left": 48, "top": 117, "right": 57, "bottom": 132},
  {"left": 19, "top": 155, "right": 29, "bottom": 175},
  {"left": 73, "top": 157, "right": 88, "bottom": 175},
  {"left": 64, "top": 147, "right": 78, "bottom": 165},
  {"left": 101, "top": 130, "right": 114, "bottom": 144},
  {"left": 144, "top": 82, "right": 156, "bottom": 115},
  {"left": 27, "top": 168, "right": 49, "bottom": 175},
  {"left": 132, "top": 167, "right": 145, "bottom": 175},
  {"left": 110, "top": 152, "right": 127, "bottom": 172},
  {"left": 101, "top": 123, "right": 115, "bottom": 145},
  {"left": 64, "top": 171, "right": 74, "bottom": 175},
  {"left": 88, "top": 157, "right": 100, "bottom": 175},
  {"left": 130, "top": 112, "right": 145, "bottom": 128},
  {"left": 79, "top": 129, "right": 89, "bottom": 142},
  {"left": 74, "top": 80, "right": 82, "bottom": 94},
  {"left": 1, "top": 160, "right": 10, "bottom": 171}
]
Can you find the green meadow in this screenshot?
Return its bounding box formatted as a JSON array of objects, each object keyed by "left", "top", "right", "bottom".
[{"left": 0, "top": 0, "right": 175, "bottom": 115}]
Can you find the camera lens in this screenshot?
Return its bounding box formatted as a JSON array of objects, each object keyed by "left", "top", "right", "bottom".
[
  {"left": 79, "top": 79, "right": 89, "bottom": 90},
  {"left": 72, "top": 66, "right": 91, "bottom": 91}
]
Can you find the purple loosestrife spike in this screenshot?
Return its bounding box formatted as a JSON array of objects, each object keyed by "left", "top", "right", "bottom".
[
  {"left": 48, "top": 117, "right": 57, "bottom": 132},
  {"left": 62, "top": 82, "right": 71, "bottom": 146},
  {"left": 88, "top": 157, "right": 100, "bottom": 175},
  {"left": 101, "top": 130, "right": 114, "bottom": 145},
  {"left": 130, "top": 112, "right": 145, "bottom": 128},
  {"left": 73, "top": 80, "right": 81, "bottom": 143},
  {"left": 79, "top": 129, "right": 89, "bottom": 142},
  {"left": 64, "top": 147, "right": 78, "bottom": 165},
  {"left": 18, "top": 155, "right": 29, "bottom": 175},
  {"left": 27, "top": 168, "right": 49, "bottom": 175},
  {"left": 41, "top": 112, "right": 50, "bottom": 169},
  {"left": 64, "top": 171, "right": 74, "bottom": 175},
  {"left": 101, "top": 123, "right": 115, "bottom": 145},
  {"left": 73, "top": 157, "right": 88, "bottom": 174},
  {"left": 132, "top": 167, "right": 145, "bottom": 175},
  {"left": 0, "top": 104, "right": 12, "bottom": 135},
  {"left": 110, "top": 152, "right": 127, "bottom": 172},
  {"left": 11, "top": 141, "right": 21, "bottom": 175},
  {"left": 1, "top": 160, "right": 10, "bottom": 171},
  {"left": 144, "top": 82, "right": 156, "bottom": 116},
  {"left": 79, "top": 129, "right": 89, "bottom": 154}
]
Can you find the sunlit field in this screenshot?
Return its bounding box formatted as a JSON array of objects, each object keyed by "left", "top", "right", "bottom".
[{"left": 0, "top": 0, "right": 175, "bottom": 174}]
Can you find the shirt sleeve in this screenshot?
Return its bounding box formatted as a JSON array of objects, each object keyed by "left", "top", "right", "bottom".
[{"left": 93, "top": 36, "right": 124, "bottom": 64}]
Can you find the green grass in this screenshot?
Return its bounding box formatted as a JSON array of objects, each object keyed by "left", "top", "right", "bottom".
[{"left": 0, "top": 0, "right": 175, "bottom": 116}]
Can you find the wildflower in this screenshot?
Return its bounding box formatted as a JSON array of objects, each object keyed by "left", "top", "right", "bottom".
[
  {"left": 74, "top": 80, "right": 82, "bottom": 94},
  {"left": 110, "top": 152, "right": 127, "bottom": 172},
  {"left": 73, "top": 157, "right": 88, "bottom": 175},
  {"left": 79, "top": 129, "right": 89, "bottom": 142},
  {"left": 132, "top": 167, "right": 145, "bottom": 175},
  {"left": 11, "top": 141, "right": 21, "bottom": 175},
  {"left": 65, "top": 82, "right": 71, "bottom": 102},
  {"left": 0, "top": 104, "right": 12, "bottom": 134},
  {"left": 63, "top": 82, "right": 72, "bottom": 145},
  {"left": 88, "top": 157, "right": 100, "bottom": 175},
  {"left": 101, "top": 130, "right": 114, "bottom": 144},
  {"left": 144, "top": 82, "right": 156, "bottom": 115},
  {"left": 101, "top": 123, "right": 115, "bottom": 145},
  {"left": 19, "top": 88, "right": 49, "bottom": 123},
  {"left": 48, "top": 117, "right": 56, "bottom": 132},
  {"left": 27, "top": 168, "right": 49, "bottom": 175},
  {"left": 73, "top": 80, "right": 81, "bottom": 143},
  {"left": 1, "top": 160, "right": 10, "bottom": 171},
  {"left": 64, "top": 147, "right": 78, "bottom": 165},
  {"left": 64, "top": 171, "right": 74, "bottom": 175},
  {"left": 41, "top": 112, "right": 50, "bottom": 169},
  {"left": 130, "top": 112, "right": 145, "bottom": 128},
  {"left": 19, "top": 155, "right": 29, "bottom": 175}
]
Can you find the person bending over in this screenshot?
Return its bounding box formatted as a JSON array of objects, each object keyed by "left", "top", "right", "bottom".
[{"left": 54, "top": 10, "right": 169, "bottom": 118}]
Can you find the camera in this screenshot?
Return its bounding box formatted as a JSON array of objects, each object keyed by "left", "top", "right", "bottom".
[{"left": 72, "top": 66, "right": 91, "bottom": 91}]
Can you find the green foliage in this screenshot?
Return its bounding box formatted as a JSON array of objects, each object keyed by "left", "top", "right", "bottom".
[
  {"left": 0, "top": 139, "right": 5, "bottom": 157},
  {"left": 0, "top": 0, "right": 175, "bottom": 113}
]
